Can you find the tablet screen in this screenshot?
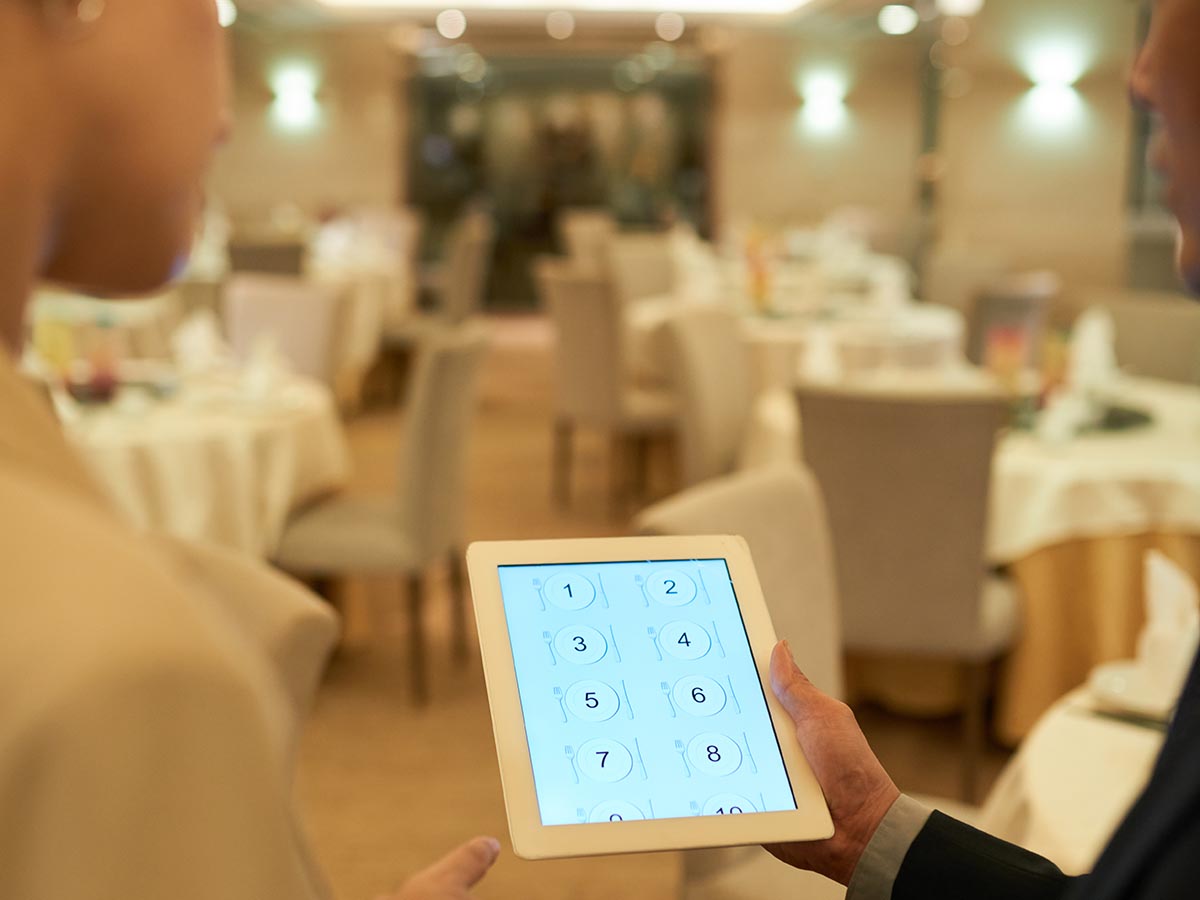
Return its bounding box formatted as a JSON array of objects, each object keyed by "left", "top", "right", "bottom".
[{"left": 496, "top": 558, "right": 797, "bottom": 826}]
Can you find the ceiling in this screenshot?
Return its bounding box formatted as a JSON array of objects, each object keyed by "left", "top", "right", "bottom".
[{"left": 232, "top": 0, "right": 876, "bottom": 29}]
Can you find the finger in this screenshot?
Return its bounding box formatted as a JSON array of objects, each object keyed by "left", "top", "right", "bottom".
[
  {"left": 424, "top": 837, "right": 502, "bottom": 889},
  {"left": 769, "top": 640, "right": 821, "bottom": 723}
]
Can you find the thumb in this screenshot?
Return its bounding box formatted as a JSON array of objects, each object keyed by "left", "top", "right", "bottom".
[
  {"left": 770, "top": 640, "right": 823, "bottom": 724},
  {"left": 425, "top": 837, "right": 502, "bottom": 890}
]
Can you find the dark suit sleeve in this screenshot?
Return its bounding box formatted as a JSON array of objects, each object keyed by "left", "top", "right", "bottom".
[{"left": 892, "top": 812, "right": 1083, "bottom": 900}]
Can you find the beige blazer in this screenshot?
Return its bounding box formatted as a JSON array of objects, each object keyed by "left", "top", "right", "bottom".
[{"left": 0, "top": 349, "right": 338, "bottom": 899}]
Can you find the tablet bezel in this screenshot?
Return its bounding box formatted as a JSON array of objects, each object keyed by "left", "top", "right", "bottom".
[{"left": 467, "top": 535, "right": 834, "bottom": 860}]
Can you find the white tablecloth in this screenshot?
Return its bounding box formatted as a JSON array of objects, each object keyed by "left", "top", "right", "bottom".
[
  {"left": 628, "top": 297, "right": 966, "bottom": 393},
  {"left": 309, "top": 263, "right": 395, "bottom": 376},
  {"left": 989, "top": 377, "right": 1200, "bottom": 563},
  {"left": 979, "top": 689, "right": 1162, "bottom": 875},
  {"left": 63, "top": 375, "right": 351, "bottom": 557}
]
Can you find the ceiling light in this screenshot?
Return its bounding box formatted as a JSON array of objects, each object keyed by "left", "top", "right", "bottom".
[
  {"left": 436, "top": 8, "right": 467, "bottom": 40},
  {"left": 936, "top": 0, "right": 984, "bottom": 16},
  {"left": 878, "top": 5, "right": 918, "bottom": 36},
  {"left": 655, "top": 12, "right": 686, "bottom": 42},
  {"left": 215, "top": 0, "right": 238, "bottom": 27},
  {"left": 546, "top": 10, "right": 575, "bottom": 40}
]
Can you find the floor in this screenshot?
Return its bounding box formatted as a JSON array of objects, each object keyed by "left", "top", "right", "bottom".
[{"left": 295, "top": 315, "right": 1010, "bottom": 900}]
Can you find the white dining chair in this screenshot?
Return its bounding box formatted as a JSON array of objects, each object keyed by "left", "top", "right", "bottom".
[
  {"left": 557, "top": 208, "right": 617, "bottom": 275},
  {"left": 635, "top": 465, "right": 847, "bottom": 900},
  {"left": 534, "top": 256, "right": 675, "bottom": 513},
  {"left": 222, "top": 273, "right": 348, "bottom": 386},
  {"left": 660, "top": 305, "right": 799, "bottom": 489},
  {"left": 796, "top": 383, "right": 1018, "bottom": 801},
  {"left": 1097, "top": 290, "right": 1200, "bottom": 385},
  {"left": 608, "top": 232, "right": 678, "bottom": 306},
  {"left": 384, "top": 207, "right": 494, "bottom": 341},
  {"left": 273, "top": 321, "right": 490, "bottom": 704}
]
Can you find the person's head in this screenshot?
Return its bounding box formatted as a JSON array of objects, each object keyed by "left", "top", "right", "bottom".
[
  {"left": 2, "top": 0, "right": 229, "bottom": 296},
  {"left": 1131, "top": 0, "right": 1200, "bottom": 294}
]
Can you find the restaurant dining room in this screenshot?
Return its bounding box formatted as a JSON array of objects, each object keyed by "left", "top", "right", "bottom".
[{"left": 6, "top": 0, "right": 1200, "bottom": 898}]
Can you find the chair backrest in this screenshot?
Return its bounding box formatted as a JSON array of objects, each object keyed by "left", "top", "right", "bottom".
[
  {"left": 222, "top": 274, "right": 345, "bottom": 385},
  {"left": 440, "top": 209, "right": 495, "bottom": 323},
  {"left": 557, "top": 208, "right": 617, "bottom": 275},
  {"left": 608, "top": 232, "right": 677, "bottom": 306},
  {"left": 1099, "top": 291, "right": 1200, "bottom": 385},
  {"left": 661, "top": 306, "right": 754, "bottom": 487},
  {"left": 796, "top": 384, "right": 1007, "bottom": 657},
  {"left": 395, "top": 321, "right": 489, "bottom": 561},
  {"left": 635, "top": 466, "right": 845, "bottom": 699},
  {"left": 533, "top": 256, "right": 625, "bottom": 426},
  {"left": 967, "top": 270, "right": 1059, "bottom": 366}
]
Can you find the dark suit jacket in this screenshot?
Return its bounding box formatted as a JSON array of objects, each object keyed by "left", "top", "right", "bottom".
[{"left": 893, "top": 650, "right": 1200, "bottom": 900}]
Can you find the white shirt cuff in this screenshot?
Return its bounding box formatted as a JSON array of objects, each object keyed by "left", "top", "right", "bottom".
[{"left": 845, "top": 795, "right": 933, "bottom": 900}]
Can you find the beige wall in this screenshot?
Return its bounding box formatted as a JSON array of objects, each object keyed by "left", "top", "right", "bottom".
[
  {"left": 715, "top": 25, "right": 923, "bottom": 236},
  {"left": 934, "top": 0, "right": 1140, "bottom": 296},
  {"left": 715, "top": 0, "right": 1141, "bottom": 296},
  {"left": 208, "top": 28, "right": 406, "bottom": 230}
]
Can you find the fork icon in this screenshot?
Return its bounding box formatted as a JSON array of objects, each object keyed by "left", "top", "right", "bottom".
[
  {"left": 648, "top": 626, "right": 662, "bottom": 661},
  {"left": 661, "top": 681, "right": 677, "bottom": 718},
  {"left": 674, "top": 739, "right": 691, "bottom": 777},
  {"left": 565, "top": 745, "right": 579, "bottom": 784}
]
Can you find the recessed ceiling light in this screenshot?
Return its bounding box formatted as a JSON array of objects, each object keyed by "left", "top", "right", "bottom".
[
  {"left": 546, "top": 10, "right": 575, "bottom": 40},
  {"left": 655, "top": 12, "right": 686, "bottom": 43},
  {"left": 435, "top": 8, "right": 467, "bottom": 40},
  {"left": 878, "top": 4, "right": 919, "bottom": 36},
  {"left": 936, "top": 0, "right": 984, "bottom": 16}
]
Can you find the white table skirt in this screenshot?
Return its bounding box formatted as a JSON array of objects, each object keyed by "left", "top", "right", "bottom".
[
  {"left": 989, "top": 377, "right": 1200, "bottom": 563},
  {"left": 63, "top": 376, "right": 351, "bottom": 557},
  {"left": 978, "top": 690, "right": 1162, "bottom": 875}
]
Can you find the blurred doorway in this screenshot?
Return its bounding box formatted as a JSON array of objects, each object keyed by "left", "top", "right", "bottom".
[{"left": 406, "top": 52, "right": 714, "bottom": 310}]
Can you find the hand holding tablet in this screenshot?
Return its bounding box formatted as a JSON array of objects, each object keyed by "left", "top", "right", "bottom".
[{"left": 467, "top": 536, "right": 834, "bottom": 859}]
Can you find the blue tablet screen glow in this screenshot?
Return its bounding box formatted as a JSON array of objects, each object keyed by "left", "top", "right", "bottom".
[{"left": 496, "top": 558, "right": 797, "bottom": 826}]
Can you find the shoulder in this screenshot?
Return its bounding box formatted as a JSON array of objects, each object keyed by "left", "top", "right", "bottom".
[{"left": 0, "top": 465, "right": 287, "bottom": 751}]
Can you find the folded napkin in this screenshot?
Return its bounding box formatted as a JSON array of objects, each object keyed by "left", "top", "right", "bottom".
[
  {"left": 171, "top": 309, "right": 232, "bottom": 375},
  {"left": 800, "top": 325, "right": 843, "bottom": 383},
  {"left": 869, "top": 261, "right": 911, "bottom": 311},
  {"left": 241, "top": 334, "right": 293, "bottom": 401},
  {"left": 1035, "top": 389, "right": 1093, "bottom": 443},
  {"left": 1136, "top": 551, "right": 1200, "bottom": 700},
  {"left": 1068, "top": 307, "right": 1119, "bottom": 392}
]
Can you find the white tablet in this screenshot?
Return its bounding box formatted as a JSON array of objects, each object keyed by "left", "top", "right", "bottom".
[{"left": 467, "top": 535, "right": 834, "bottom": 859}]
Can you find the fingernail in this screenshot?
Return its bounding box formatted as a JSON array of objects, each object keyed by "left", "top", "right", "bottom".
[{"left": 483, "top": 837, "right": 501, "bottom": 857}]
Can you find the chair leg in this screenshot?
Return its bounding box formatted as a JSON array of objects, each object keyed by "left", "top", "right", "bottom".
[
  {"left": 406, "top": 572, "right": 429, "bottom": 706},
  {"left": 961, "top": 660, "right": 990, "bottom": 803},
  {"left": 448, "top": 548, "right": 470, "bottom": 663},
  {"left": 631, "top": 434, "right": 650, "bottom": 501},
  {"left": 609, "top": 434, "right": 631, "bottom": 518},
  {"left": 552, "top": 418, "right": 573, "bottom": 507}
]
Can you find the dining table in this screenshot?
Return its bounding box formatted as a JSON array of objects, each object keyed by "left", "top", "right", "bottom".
[
  {"left": 979, "top": 688, "right": 1164, "bottom": 874},
  {"left": 847, "top": 375, "right": 1200, "bottom": 744},
  {"left": 58, "top": 367, "right": 351, "bottom": 558}
]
